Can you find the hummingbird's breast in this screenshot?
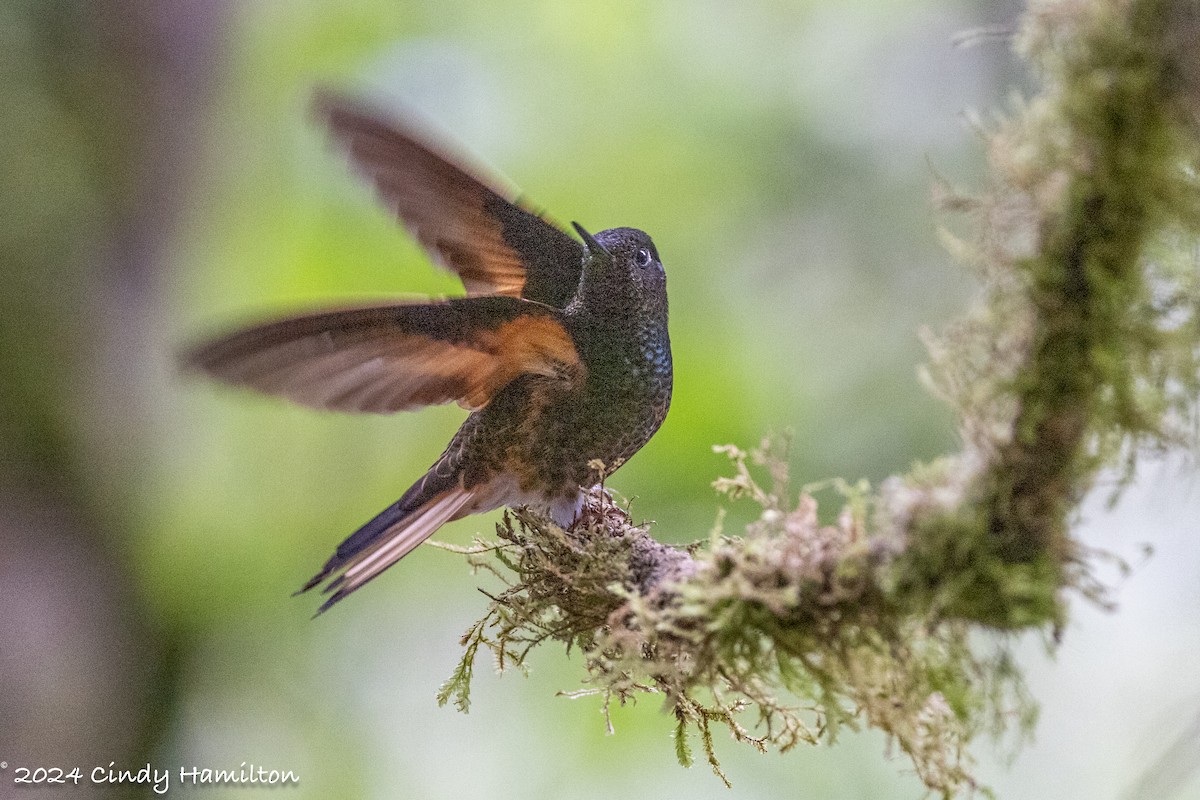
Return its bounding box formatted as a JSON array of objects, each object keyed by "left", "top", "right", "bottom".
[
  {"left": 556, "top": 309, "right": 673, "bottom": 480},
  {"left": 452, "top": 308, "right": 671, "bottom": 500}
]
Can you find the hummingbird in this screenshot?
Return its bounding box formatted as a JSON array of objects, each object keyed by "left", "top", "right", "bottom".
[{"left": 186, "top": 94, "right": 672, "bottom": 613}]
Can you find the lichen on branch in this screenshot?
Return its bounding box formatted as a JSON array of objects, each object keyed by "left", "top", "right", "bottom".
[
  {"left": 434, "top": 0, "right": 1200, "bottom": 796},
  {"left": 439, "top": 453, "right": 1031, "bottom": 795}
]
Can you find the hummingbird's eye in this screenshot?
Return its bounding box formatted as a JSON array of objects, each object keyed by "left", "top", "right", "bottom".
[{"left": 634, "top": 247, "right": 653, "bottom": 268}]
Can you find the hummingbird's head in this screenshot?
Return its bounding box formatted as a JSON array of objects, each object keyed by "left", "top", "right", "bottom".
[{"left": 571, "top": 223, "right": 668, "bottom": 322}]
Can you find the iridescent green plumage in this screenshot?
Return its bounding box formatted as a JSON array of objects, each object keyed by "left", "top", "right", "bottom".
[{"left": 187, "top": 96, "right": 672, "bottom": 612}]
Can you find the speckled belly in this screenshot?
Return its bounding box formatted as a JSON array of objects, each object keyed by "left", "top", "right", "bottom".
[{"left": 454, "top": 367, "right": 670, "bottom": 503}]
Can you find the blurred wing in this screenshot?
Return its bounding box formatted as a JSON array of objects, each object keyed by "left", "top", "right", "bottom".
[
  {"left": 185, "top": 297, "right": 581, "bottom": 413},
  {"left": 317, "top": 93, "right": 584, "bottom": 308}
]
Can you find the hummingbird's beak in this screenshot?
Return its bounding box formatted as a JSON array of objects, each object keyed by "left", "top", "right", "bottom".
[{"left": 572, "top": 222, "right": 610, "bottom": 258}]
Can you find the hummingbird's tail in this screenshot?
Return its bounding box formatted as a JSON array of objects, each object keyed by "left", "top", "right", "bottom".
[{"left": 299, "top": 473, "right": 474, "bottom": 614}]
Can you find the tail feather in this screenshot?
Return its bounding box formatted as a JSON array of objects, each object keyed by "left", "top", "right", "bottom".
[{"left": 299, "top": 480, "right": 474, "bottom": 614}]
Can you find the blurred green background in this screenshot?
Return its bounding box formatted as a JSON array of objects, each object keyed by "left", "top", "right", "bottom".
[{"left": 2, "top": 1, "right": 1199, "bottom": 798}]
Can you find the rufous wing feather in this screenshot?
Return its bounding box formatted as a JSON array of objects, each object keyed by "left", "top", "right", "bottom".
[{"left": 184, "top": 296, "right": 582, "bottom": 414}]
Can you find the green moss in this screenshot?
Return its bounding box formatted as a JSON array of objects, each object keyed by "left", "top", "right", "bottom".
[
  {"left": 892, "top": 505, "right": 1063, "bottom": 630},
  {"left": 441, "top": 450, "right": 1032, "bottom": 796}
]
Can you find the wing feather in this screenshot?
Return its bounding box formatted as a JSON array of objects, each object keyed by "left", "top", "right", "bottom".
[
  {"left": 316, "top": 93, "right": 584, "bottom": 307},
  {"left": 185, "top": 297, "right": 581, "bottom": 414}
]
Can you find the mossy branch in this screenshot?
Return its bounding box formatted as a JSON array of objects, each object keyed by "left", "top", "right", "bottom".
[{"left": 434, "top": 1, "right": 1200, "bottom": 796}]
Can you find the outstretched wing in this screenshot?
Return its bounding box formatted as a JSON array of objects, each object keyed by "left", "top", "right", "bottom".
[
  {"left": 317, "top": 93, "right": 584, "bottom": 308},
  {"left": 184, "top": 296, "right": 582, "bottom": 414}
]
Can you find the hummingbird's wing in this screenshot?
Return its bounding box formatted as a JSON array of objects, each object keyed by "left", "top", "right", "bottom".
[
  {"left": 317, "top": 93, "right": 584, "bottom": 308},
  {"left": 185, "top": 296, "right": 581, "bottom": 414}
]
